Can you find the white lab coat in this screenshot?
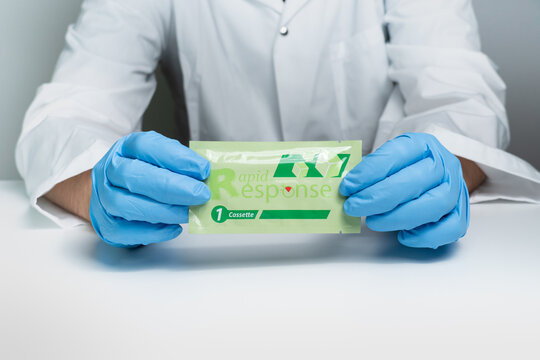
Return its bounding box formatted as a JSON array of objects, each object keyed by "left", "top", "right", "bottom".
[{"left": 15, "top": 0, "right": 540, "bottom": 227}]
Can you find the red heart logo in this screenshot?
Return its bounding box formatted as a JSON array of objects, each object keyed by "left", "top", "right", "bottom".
[{"left": 285, "top": 186, "right": 292, "bottom": 193}]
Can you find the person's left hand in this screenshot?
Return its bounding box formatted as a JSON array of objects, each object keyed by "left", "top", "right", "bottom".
[{"left": 339, "top": 132, "right": 469, "bottom": 249}]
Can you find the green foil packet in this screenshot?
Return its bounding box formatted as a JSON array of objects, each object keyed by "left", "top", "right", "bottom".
[{"left": 189, "top": 141, "right": 362, "bottom": 234}]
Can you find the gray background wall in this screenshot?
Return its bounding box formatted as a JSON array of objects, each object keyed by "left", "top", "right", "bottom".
[{"left": 1, "top": 0, "right": 539, "bottom": 180}]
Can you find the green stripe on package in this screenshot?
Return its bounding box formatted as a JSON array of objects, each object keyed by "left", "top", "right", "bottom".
[{"left": 189, "top": 141, "right": 362, "bottom": 234}]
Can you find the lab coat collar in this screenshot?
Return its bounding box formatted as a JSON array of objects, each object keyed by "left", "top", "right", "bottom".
[
  {"left": 251, "top": 0, "right": 313, "bottom": 23},
  {"left": 251, "top": 0, "right": 284, "bottom": 14},
  {"left": 281, "top": 0, "right": 313, "bottom": 25}
]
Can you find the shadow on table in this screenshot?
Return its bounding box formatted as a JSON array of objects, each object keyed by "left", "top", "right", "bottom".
[{"left": 79, "top": 226, "right": 460, "bottom": 272}]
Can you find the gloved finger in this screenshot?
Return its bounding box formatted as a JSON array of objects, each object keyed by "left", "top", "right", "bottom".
[
  {"left": 107, "top": 156, "right": 211, "bottom": 205},
  {"left": 90, "top": 195, "right": 183, "bottom": 247},
  {"left": 98, "top": 181, "right": 189, "bottom": 224},
  {"left": 340, "top": 133, "right": 429, "bottom": 196},
  {"left": 366, "top": 181, "right": 459, "bottom": 232},
  {"left": 121, "top": 131, "right": 210, "bottom": 180},
  {"left": 103, "top": 220, "right": 183, "bottom": 247},
  {"left": 343, "top": 156, "right": 444, "bottom": 217},
  {"left": 397, "top": 182, "right": 469, "bottom": 249}
]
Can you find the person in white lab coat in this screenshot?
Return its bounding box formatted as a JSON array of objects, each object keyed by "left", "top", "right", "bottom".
[{"left": 15, "top": 0, "right": 540, "bottom": 248}]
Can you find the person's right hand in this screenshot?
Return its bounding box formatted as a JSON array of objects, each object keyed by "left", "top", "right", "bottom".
[{"left": 90, "top": 131, "right": 211, "bottom": 247}]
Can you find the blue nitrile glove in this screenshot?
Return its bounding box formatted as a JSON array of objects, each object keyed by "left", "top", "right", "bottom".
[
  {"left": 339, "top": 133, "right": 469, "bottom": 249},
  {"left": 90, "top": 131, "right": 211, "bottom": 247}
]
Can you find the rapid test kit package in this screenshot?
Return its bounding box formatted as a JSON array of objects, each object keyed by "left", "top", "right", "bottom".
[{"left": 189, "top": 141, "right": 362, "bottom": 234}]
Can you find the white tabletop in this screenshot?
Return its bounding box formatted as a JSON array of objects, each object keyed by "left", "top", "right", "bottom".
[{"left": 0, "top": 180, "right": 539, "bottom": 359}]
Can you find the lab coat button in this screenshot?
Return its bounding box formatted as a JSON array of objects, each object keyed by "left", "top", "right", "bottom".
[{"left": 279, "top": 26, "right": 289, "bottom": 36}]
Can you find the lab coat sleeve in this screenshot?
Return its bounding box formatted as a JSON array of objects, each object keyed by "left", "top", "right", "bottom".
[
  {"left": 15, "top": 0, "right": 173, "bottom": 227},
  {"left": 373, "top": 0, "right": 540, "bottom": 203}
]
